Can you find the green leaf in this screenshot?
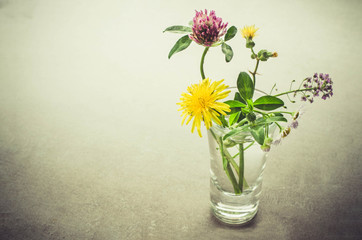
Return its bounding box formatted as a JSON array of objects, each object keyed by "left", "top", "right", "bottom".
[
  {"left": 265, "top": 116, "right": 287, "bottom": 123},
  {"left": 163, "top": 25, "right": 192, "bottom": 34},
  {"left": 222, "top": 124, "right": 250, "bottom": 141},
  {"left": 251, "top": 125, "right": 265, "bottom": 145},
  {"left": 246, "top": 99, "right": 254, "bottom": 108},
  {"left": 237, "top": 72, "right": 254, "bottom": 101},
  {"left": 218, "top": 115, "right": 229, "bottom": 127},
  {"left": 256, "top": 116, "right": 288, "bottom": 125},
  {"left": 221, "top": 43, "right": 233, "bottom": 62},
  {"left": 222, "top": 128, "right": 240, "bottom": 141},
  {"left": 224, "top": 100, "right": 246, "bottom": 108},
  {"left": 253, "top": 96, "right": 284, "bottom": 110},
  {"left": 224, "top": 26, "right": 237, "bottom": 41},
  {"left": 168, "top": 35, "right": 192, "bottom": 59},
  {"left": 234, "top": 92, "right": 246, "bottom": 104},
  {"left": 229, "top": 112, "right": 241, "bottom": 126}
]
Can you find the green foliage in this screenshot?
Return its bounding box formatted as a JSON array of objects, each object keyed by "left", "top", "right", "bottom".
[
  {"left": 224, "top": 26, "right": 237, "bottom": 41},
  {"left": 256, "top": 116, "right": 288, "bottom": 125},
  {"left": 257, "top": 49, "right": 268, "bottom": 61},
  {"left": 229, "top": 112, "right": 241, "bottom": 126},
  {"left": 257, "top": 49, "right": 274, "bottom": 61},
  {"left": 246, "top": 39, "right": 255, "bottom": 48},
  {"left": 218, "top": 115, "right": 229, "bottom": 127},
  {"left": 234, "top": 92, "right": 246, "bottom": 104},
  {"left": 222, "top": 127, "right": 242, "bottom": 141},
  {"left": 165, "top": 13, "right": 334, "bottom": 196},
  {"left": 246, "top": 112, "right": 256, "bottom": 122},
  {"left": 168, "top": 35, "right": 192, "bottom": 59},
  {"left": 250, "top": 125, "right": 265, "bottom": 145},
  {"left": 224, "top": 100, "right": 246, "bottom": 108},
  {"left": 246, "top": 99, "right": 254, "bottom": 109},
  {"left": 221, "top": 43, "right": 233, "bottom": 62},
  {"left": 237, "top": 72, "right": 254, "bottom": 101},
  {"left": 253, "top": 96, "right": 284, "bottom": 110},
  {"left": 163, "top": 25, "right": 192, "bottom": 34},
  {"left": 265, "top": 116, "right": 288, "bottom": 123}
]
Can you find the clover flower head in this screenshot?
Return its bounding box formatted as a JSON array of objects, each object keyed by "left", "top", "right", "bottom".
[{"left": 189, "top": 9, "right": 228, "bottom": 47}]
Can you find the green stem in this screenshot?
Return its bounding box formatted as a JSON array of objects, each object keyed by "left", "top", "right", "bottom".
[
  {"left": 209, "top": 128, "right": 249, "bottom": 193},
  {"left": 270, "top": 83, "right": 277, "bottom": 95},
  {"left": 251, "top": 48, "right": 257, "bottom": 56},
  {"left": 244, "top": 141, "right": 255, "bottom": 151},
  {"left": 219, "top": 136, "right": 241, "bottom": 194},
  {"left": 225, "top": 163, "right": 241, "bottom": 194},
  {"left": 234, "top": 118, "right": 249, "bottom": 128},
  {"left": 265, "top": 124, "right": 269, "bottom": 138},
  {"left": 223, "top": 148, "right": 240, "bottom": 175},
  {"left": 272, "top": 111, "right": 294, "bottom": 115},
  {"left": 250, "top": 48, "right": 260, "bottom": 88},
  {"left": 200, "top": 47, "right": 209, "bottom": 80},
  {"left": 210, "top": 129, "right": 239, "bottom": 173},
  {"left": 275, "top": 122, "right": 283, "bottom": 132},
  {"left": 273, "top": 88, "right": 314, "bottom": 97},
  {"left": 254, "top": 109, "right": 268, "bottom": 116},
  {"left": 238, "top": 143, "right": 244, "bottom": 192},
  {"left": 233, "top": 141, "right": 255, "bottom": 158},
  {"left": 252, "top": 59, "right": 260, "bottom": 88}
]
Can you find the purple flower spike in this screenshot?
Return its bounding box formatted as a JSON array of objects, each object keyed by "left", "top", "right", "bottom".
[
  {"left": 299, "top": 73, "right": 333, "bottom": 103},
  {"left": 189, "top": 10, "right": 228, "bottom": 47}
]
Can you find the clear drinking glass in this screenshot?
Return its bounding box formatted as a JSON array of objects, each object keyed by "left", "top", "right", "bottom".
[{"left": 208, "top": 88, "right": 270, "bottom": 225}]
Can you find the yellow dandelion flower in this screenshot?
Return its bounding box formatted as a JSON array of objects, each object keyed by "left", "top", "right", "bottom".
[
  {"left": 177, "top": 78, "right": 231, "bottom": 137},
  {"left": 241, "top": 25, "right": 259, "bottom": 40}
]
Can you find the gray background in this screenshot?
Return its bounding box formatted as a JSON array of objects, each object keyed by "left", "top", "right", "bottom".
[{"left": 1, "top": 0, "right": 361, "bottom": 239}]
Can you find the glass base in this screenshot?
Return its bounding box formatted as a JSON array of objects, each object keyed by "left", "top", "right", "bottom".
[
  {"left": 210, "top": 176, "right": 262, "bottom": 225},
  {"left": 211, "top": 201, "right": 258, "bottom": 225}
]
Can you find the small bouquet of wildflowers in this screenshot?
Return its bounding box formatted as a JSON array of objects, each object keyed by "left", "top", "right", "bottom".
[{"left": 164, "top": 10, "right": 333, "bottom": 195}]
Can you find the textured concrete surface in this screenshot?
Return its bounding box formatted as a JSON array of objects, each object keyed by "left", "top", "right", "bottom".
[{"left": 0, "top": 0, "right": 361, "bottom": 239}]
